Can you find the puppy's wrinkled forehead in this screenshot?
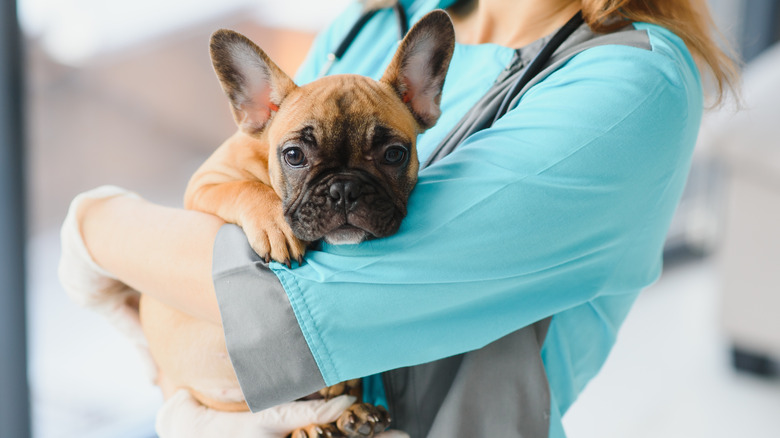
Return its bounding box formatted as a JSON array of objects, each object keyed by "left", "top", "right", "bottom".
[{"left": 270, "top": 75, "right": 418, "bottom": 149}]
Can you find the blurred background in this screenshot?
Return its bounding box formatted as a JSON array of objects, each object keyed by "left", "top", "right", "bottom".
[{"left": 1, "top": 0, "right": 779, "bottom": 437}]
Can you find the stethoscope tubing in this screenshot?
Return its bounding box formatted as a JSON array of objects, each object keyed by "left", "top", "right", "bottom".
[
  {"left": 319, "top": 1, "right": 409, "bottom": 77},
  {"left": 320, "top": 4, "right": 584, "bottom": 127}
]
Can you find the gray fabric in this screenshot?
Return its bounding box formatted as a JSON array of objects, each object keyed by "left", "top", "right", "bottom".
[
  {"left": 385, "top": 319, "right": 552, "bottom": 438},
  {"left": 424, "top": 24, "right": 651, "bottom": 167},
  {"left": 212, "top": 224, "right": 325, "bottom": 412}
]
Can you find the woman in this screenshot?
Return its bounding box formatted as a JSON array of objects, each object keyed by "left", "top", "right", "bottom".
[{"left": 62, "top": 0, "right": 737, "bottom": 436}]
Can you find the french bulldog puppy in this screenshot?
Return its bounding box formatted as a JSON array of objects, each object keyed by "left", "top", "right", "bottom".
[{"left": 140, "top": 10, "right": 455, "bottom": 438}]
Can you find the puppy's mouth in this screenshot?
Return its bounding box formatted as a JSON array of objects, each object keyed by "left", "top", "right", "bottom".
[
  {"left": 323, "top": 224, "right": 373, "bottom": 245},
  {"left": 284, "top": 171, "right": 407, "bottom": 244}
]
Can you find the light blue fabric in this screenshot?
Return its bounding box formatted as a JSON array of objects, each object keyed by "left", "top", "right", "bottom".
[{"left": 281, "top": 2, "right": 703, "bottom": 436}]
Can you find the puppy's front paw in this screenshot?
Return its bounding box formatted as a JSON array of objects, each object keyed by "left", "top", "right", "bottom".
[
  {"left": 337, "top": 403, "right": 390, "bottom": 437},
  {"left": 241, "top": 213, "right": 307, "bottom": 267}
]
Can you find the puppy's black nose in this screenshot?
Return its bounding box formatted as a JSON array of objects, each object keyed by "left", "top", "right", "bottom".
[{"left": 329, "top": 179, "right": 362, "bottom": 205}]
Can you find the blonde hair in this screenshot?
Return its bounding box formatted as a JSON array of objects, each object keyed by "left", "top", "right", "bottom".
[{"left": 581, "top": 0, "right": 740, "bottom": 106}]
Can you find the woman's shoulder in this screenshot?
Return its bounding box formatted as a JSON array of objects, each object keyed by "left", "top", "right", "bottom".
[
  {"left": 633, "top": 22, "right": 702, "bottom": 86},
  {"left": 580, "top": 22, "right": 701, "bottom": 93},
  {"left": 543, "top": 22, "right": 703, "bottom": 115},
  {"left": 485, "top": 22, "right": 704, "bottom": 170}
]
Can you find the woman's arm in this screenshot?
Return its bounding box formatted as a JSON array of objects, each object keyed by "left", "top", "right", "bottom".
[{"left": 81, "top": 195, "right": 225, "bottom": 324}]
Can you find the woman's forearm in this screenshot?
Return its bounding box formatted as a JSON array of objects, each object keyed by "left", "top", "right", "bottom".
[{"left": 81, "top": 195, "right": 225, "bottom": 324}]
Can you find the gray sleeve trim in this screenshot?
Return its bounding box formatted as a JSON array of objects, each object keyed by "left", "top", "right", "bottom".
[{"left": 213, "top": 224, "right": 326, "bottom": 412}]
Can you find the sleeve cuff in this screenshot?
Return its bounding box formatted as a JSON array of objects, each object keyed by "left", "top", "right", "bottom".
[{"left": 212, "top": 224, "right": 326, "bottom": 412}]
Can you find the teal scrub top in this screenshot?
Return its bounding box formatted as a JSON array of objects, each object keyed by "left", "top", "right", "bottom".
[{"left": 268, "top": 1, "right": 703, "bottom": 435}]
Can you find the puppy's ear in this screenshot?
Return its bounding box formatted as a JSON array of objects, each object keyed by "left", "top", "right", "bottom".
[
  {"left": 381, "top": 10, "right": 455, "bottom": 131},
  {"left": 210, "top": 30, "right": 297, "bottom": 134}
]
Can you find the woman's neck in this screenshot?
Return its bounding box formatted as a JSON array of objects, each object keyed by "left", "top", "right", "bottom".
[{"left": 447, "top": 0, "right": 581, "bottom": 48}]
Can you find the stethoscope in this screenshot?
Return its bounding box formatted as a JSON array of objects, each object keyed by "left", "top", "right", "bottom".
[
  {"left": 320, "top": 3, "right": 584, "bottom": 131},
  {"left": 318, "top": 2, "right": 409, "bottom": 77}
]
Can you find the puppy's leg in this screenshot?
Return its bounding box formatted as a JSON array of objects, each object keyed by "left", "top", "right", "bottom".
[
  {"left": 140, "top": 295, "right": 249, "bottom": 411},
  {"left": 187, "top": 180, "right": 307, "bottom": 265}
]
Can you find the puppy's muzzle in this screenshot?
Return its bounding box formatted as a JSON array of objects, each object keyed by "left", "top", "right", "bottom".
[{"left": 287, "top": 172, "right": 405, "bottom": 245}]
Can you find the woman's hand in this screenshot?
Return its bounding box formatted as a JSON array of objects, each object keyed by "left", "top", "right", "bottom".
[{"left": 156, "top": 391, "right": 410, "bottom": 438}]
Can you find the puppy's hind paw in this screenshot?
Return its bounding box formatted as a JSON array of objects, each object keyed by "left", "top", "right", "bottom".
[
  {"left": 290, "top": 424, "right": 345, "bottom": 438},
  {"left": 337, "top": 403, "right": 391, "bottom": 437}
]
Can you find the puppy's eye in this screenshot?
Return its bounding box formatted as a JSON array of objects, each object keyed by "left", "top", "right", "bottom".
[
  {"left": 383, "top": 145, "right": 408, "bottom": 165},
  {"left": 284, "top": 147, "right": 307, "bottom": 167}
]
